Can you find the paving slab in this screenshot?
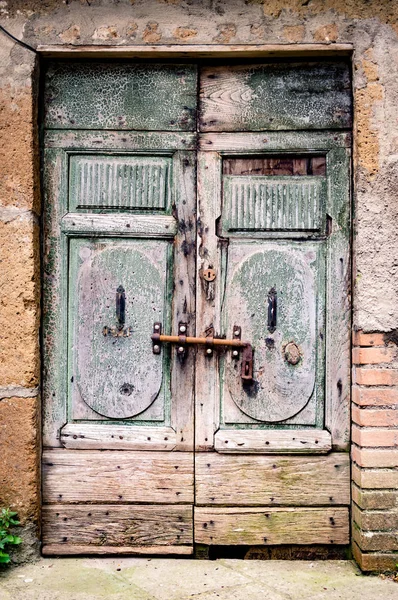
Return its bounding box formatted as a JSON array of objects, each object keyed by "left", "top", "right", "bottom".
[{"left": 0, "top": 558, "right": 396, "bottom": 600}]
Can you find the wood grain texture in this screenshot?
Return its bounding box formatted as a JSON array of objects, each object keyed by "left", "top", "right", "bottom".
[
  {"left": 223, "top": 156, "right": 326, "bottom": 176},
  {"left": 62, "top": 214, "right": 177, "bottom": 237},
  {"left": 195, "top": 453, "right": 350, "bottom": 506},
  {"left": 44, "top": 130, "right": 197, "bottom": 150},
  {"left": 42, "top": 545, "right": 193, "bottom": 556},
  {"left": 199, "top": 131, "right": 351, "bottom": 152},
  {"left": 43, "top": 450, "right": 194, "bottom": 504},
  {"left": 194, "top": 507, "right": 349, "bottom": 545},
  {"left": 38, "top": 44, "right": 354, "bottom": 59},
  {"left": 200, "top": 63, "right": 351, "bottom": 132},
  {"left": 60, "top": 424, "right": 178, "bottom": 450},
  {"left": 45, "top": 62, "right": 197, "bottom": 131},
  {"left": 214, "top": 429, "right": 331, "bottom": 453},
  {"left": 42, "top": 505, "right": 192, "bottom": 547},
  {"left": 170, "top": 151, "right": 197, "bottom": 451},
  {"left": 325, "top": 148, "right": 351, "bottom": 450},
  {"left": 195, "top": 152, "right": 223, "bottom": 450}
]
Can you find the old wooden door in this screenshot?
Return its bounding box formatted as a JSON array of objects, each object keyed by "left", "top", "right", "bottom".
[
  {"left": 42, "top": 60, "right": 351, "bottom": 555},
  {"left": 42, "top": 62, "right": 197, "bottom": 555}
]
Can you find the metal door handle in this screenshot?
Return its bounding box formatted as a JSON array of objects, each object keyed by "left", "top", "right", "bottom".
[{"left": 151, "top": 323, "right": 253, "bottom": 382}]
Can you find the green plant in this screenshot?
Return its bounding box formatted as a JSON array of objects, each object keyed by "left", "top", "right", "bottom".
[{"left": 0, "top": 508, "right": 22, "bottom": 564}]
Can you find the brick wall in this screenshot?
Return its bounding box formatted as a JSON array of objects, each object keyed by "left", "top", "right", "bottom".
[{"left": 352, "top": 331, "right": 398, "bottom": 571}]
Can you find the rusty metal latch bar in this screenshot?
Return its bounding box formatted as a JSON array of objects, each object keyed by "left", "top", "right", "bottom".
[{"left": 151, "top": 324, "right": 253, "bottom": 382}]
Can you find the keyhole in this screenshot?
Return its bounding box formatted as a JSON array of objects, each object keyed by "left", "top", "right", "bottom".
[{"left": 203, "top": 268, "right": 216, "bottom": 282}]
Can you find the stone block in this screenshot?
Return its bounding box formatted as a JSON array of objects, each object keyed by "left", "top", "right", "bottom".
[
  {"left": 0, "top": 396, "right": 40, "bottom": 524},
  {"left": 0, "top": 85, "right": 39, "bottom": 213},
  {"left": 0, "top": 214, "right": 40, "bottom": 387}
]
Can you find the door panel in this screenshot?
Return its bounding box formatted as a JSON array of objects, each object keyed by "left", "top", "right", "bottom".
[
  {"left": 45, "top": 62, "right": 197, "bottom": 131},
  {"left": 69, "top": 238, "right": 171, "bottom": 420},
  {"left": 221, "top": 242, "right": 324, "bottom": 424},
  {"left": 199, "top": 62, "right": 351, "bottom": 131}
]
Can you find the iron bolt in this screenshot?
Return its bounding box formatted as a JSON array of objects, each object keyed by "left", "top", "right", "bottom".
[
  {"left": 234, "top": 329, "right": 240, "bottom": 337},
  {"left": 206, "top": 348, "right": 213, "bottom": 356},
  {"left": 153, "top": 345, "right": 160, "bottom": 352},
  {"left": 178, "top": 346, "right": 185, "bottom": 354},
  {"left": 154, "top": 324, "right": 160, "bottom": 331},
  {"left": 232, "top": 350, "right": 239, "bottom": 357},
  {"left": 179, "top": 325, "right": 187, "bottom": 333}
]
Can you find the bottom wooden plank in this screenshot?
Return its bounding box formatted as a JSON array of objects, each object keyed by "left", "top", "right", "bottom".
[
  {"left": 214, "top": 429, "right": 331, "bottom": 453},
  {"left": 42, "top": 545, "right": 193, "bottom": 556},
  {"left": 194, "top": 507, "right": 349, "bottom": 545},
  {"left": 42, "top": 505, "right": 193, "bottom": 548}
]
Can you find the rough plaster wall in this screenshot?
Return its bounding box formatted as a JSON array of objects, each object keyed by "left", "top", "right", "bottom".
[
  {"left": 0, "top": 0, "right": 397, "bottom": 560},
  {"left": 2, "top": 0, "right": 396, "bottom": 331}
]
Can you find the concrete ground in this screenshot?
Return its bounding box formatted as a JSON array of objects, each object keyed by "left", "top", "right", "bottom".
[{"left": 1, "top": 558, "right": 397, "bottom": 600}]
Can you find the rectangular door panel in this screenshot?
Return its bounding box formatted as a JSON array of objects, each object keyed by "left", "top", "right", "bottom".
[
  {"left": 45, "top": 62, "right": 197, "bottom": 131},
  {"left": 194, "top": 507, "right": 349, "bottom": 545},
  {"left": 195, "top": 453, "right": 350, "bottom": 506},
  {"left": 200, "top": 62, "right": 351, "bottom": 131},
  {"left": 43, "top": 450, "right": 194, "bottom": 504},
  {"left": 42, "top": 505, "right": 193, "bottom": 554}
]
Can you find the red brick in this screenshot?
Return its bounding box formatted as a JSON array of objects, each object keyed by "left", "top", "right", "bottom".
[
  {"left": 352, "top": 464, "right": 398, "bottom": 489},
  {"left": 352, "top": 331, "right": 387, "bottom": 347},
  {"left": 352, "top": 347, "right": 395, "bottom": 365},
  {"left": 353, "top": 527, "right": 398, "bottom": 551},
  {"left": 352, "top": 484, "right": 398, "bottom": 509},
  {"left": 352, "top": 425, "right": 398, "bottom": 447},
  {"left": 352, "top": 405, "right": 398, "bottom": 427},
  {"left": 354, "top": 368, "right": 398, "bottom": 386},
  {"left": 352, "top": 446, "right": 398, "bottom": 468},
  {"left": 353, "top": 542, "right": 398, "bottom": 572},
  {"left": 352, "top": 504, "right": 398, "bottom": 530},
  {"left": 352, "top": 386, "right": 398, "bottom": 406}
]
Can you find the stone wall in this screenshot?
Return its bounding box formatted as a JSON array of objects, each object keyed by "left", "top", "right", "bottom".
[{"left": 0, "top": 0, "right": 397, "bottom": 569}]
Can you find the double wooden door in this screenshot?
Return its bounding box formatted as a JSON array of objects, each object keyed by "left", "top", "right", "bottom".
[{"left": 42, "top": 60, "right": 352, "bottom": 555}]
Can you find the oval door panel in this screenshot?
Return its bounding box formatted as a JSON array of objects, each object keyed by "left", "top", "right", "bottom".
[
  {"left": 72, "top": 239, "right": 167, "bottom": 419},
  {"left": 224, "top": 244, "right": 319, "bottom": 423}
]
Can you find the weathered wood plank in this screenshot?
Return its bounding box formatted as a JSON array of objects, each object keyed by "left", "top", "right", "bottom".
[
  {"left": 42, "top": 545, "right": 193, "bottom": 556},
  {"left": 199, "top": 131, "right": 351, "bottom": 152},
  {"left": 62, "top": 214, "right": 177, "bottom": 237},
  {"left": 38, "top": 44, "right": 354, "bottom": 59},
  {"left": 214, "top": 429, "right": 331, "bottom": 454},
  {"left": 45, "top": 62, "right": 197, "bottom": 131},
  {"left": 194, "top": 507, "right": 349, "bottom": 545},
  {"left": 171, "top": 151, "right": 196, "bottom": 451},
  {"left": 195, "top": 152, "right": 223, "bottom": 450},
  {"left": 43, "top": 450, "right": 194, "bottom": 504},
  {"left": 325, "top": 148, "right": 351, "bottom": 450},
  {"left": 60, "top": 424, "right": 177, "bottom": 450},
  {"left": 223, "top": 155, "right": 326, "bottom": 176},
  {"left": 200, "top": 63, "right": 351, "bottom": 132},
  {"left": 195, "top": 453, "right": 350, "bottom": 506},
  {"left": 42, "top": 505, "right": 192, "bottom": 547},
  {"left": 44, "top": 130, "right": 197, "bottom": 150}
]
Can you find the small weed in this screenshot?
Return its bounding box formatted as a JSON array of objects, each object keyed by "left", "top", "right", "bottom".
[{"left": 0, "top": 508, "right": 22, "bottom": 565}]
